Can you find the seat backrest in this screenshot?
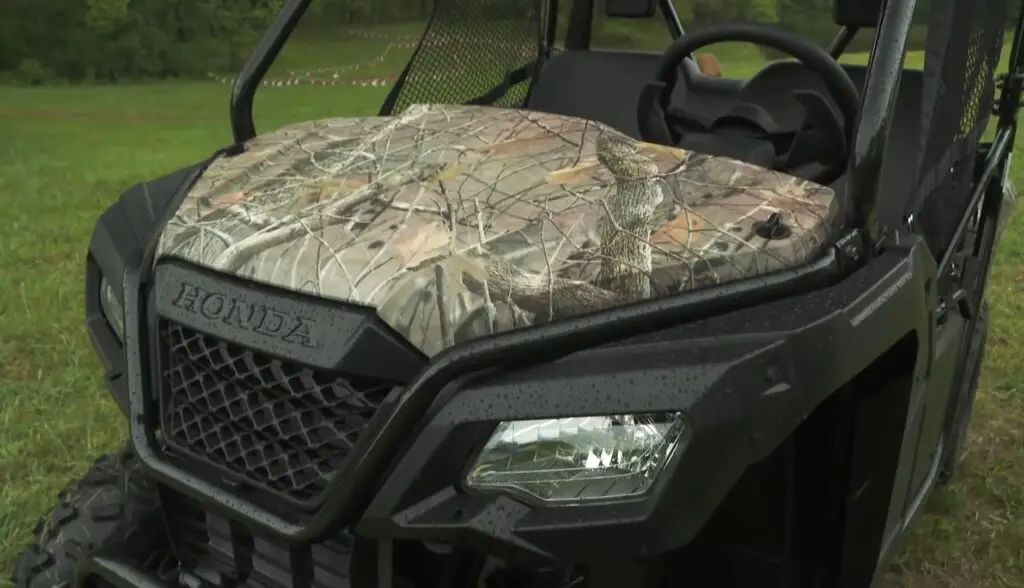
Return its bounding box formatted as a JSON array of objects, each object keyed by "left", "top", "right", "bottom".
[
  {"left": 379, "top": 0, "right": 543, "bottom": 115},
  {"left": 605, "top": 0, "right": 656, "bottom": 18},
  {"left": 844, "top": 66, "right": 924, "bottom": 228},
  {"left": 833, "top": 0, "right": 886, "bottom": 28},
  {"left": 527, "top": 50, "right": 662, "bottom": 137},
  {"left": 528, "top": 49, "right": 743, "bottom": 138}
]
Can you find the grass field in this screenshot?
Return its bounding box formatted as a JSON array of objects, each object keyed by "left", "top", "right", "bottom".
[{"left": 0, "top": 33, "right": 1022, "bottom": 588}]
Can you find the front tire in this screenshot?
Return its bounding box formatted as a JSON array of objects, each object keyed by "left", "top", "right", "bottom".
[{"left": 11, "top": 444, "right": 166, "bottom": 588}]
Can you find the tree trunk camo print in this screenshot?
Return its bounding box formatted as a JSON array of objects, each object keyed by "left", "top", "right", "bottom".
[{"left": 156, "top": 105, "right": 839, "bottom": 357}]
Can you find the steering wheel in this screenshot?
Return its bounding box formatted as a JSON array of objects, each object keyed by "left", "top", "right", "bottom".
[{"left": 638, "top": 22, "right": 861, "bottom": 186}]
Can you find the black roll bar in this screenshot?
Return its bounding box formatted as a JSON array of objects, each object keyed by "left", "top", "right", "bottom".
[
  {"left": 845, "top": 0, "right": 918, "bottom": 250},
  {"left": 230, "top": 0, "right": 312, "bottom": 144},
  {"left": 997, "top": 0, "right": 1024, "bottom": 132}
]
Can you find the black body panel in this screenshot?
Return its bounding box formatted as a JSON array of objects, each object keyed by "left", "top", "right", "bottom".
[
  {"left": 355, "top": 240, "right": 935, "bottom": 563},
  {"left": 86, "top": 164, "right": 209, "bottom": 416}
]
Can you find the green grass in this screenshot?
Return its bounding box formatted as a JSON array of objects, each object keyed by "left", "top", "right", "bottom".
[
  {"left": 265, "top": 31, "right": 418, "bottom": 79},
  {"left": 1, "top": 37, "right": 1022, "bottom": 588}
]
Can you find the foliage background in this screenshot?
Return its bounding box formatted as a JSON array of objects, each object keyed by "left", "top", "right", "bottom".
[{"left": 0, "top": 0, "right": 962, "bottom": 85}]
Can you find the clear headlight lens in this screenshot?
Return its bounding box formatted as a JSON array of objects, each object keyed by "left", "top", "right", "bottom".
[
  {"left": 465, "top": 412, "right": 687, "bottom": 503},
  {"left": 99, "top": 277, "right": 125, "bottom": 342}
]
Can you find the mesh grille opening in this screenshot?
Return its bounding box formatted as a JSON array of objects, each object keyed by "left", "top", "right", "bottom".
[
  {"left": 386, "top": 0, "right": 542, "bottom": 114},
  {"left": 157, "top": 320, "right": 393, "bottom": 505},
  {"left": 913, "top": 0, "right": 1009, "bottom": 254}
]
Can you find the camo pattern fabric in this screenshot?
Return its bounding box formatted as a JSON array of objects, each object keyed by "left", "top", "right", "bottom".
[{"left": 156, "top": 104, "right": 840, "bottom": 357}]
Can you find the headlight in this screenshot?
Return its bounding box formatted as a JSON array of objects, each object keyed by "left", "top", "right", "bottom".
[
  {"left": 465, "top": 412, "right": 687, "bottom": 503},
  {"left": 99, "top": 277, "right": 125, "bottom": 342}
]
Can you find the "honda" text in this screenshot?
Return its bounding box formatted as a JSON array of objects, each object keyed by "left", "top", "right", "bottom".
[{"left": 171, "top": 282, "right": 319, "bottom": 348}]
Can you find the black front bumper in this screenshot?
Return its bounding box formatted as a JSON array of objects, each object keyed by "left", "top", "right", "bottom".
[
  {"left": 76, "top": 557, "right": 168, "bottom": 588},
  {"left": 75, "top": 485, "right": 363, "bottom": 588}
]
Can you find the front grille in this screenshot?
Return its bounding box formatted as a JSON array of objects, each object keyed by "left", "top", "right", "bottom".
[{"left": 157, "top": 319, "right": 393, "bottom": 505}]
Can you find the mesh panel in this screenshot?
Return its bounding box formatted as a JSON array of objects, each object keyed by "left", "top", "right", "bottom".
[
  {"left": 157, "top": 320, "right": 393, "bottom": 506},
  {"left": 384, "top": 0, "right": 543, "bottom": 114},
  {"left": 912, "top": 0, "right": 1009, "bottom": 253}
]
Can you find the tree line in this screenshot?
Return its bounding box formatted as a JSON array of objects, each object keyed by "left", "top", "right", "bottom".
[
  {"left": 1, "top": 0, "right": 290, "bottom": 83},
  {"left": 0, "top": 0, "right": 995, "bottom": 84}
]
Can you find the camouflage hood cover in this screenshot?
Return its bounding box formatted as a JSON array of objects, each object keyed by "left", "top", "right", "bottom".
[{"left": 157, "top": 105, "right": 840, "bottom": 357}]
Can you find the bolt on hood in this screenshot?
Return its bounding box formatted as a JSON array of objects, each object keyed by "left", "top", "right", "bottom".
[{"left": 155, "top": 104, "right": 840, "bottom": 358}]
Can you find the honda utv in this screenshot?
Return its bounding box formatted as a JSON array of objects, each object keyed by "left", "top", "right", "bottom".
[{"left": 12, "top": 0, "right": 1023, "bottom": 585}]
